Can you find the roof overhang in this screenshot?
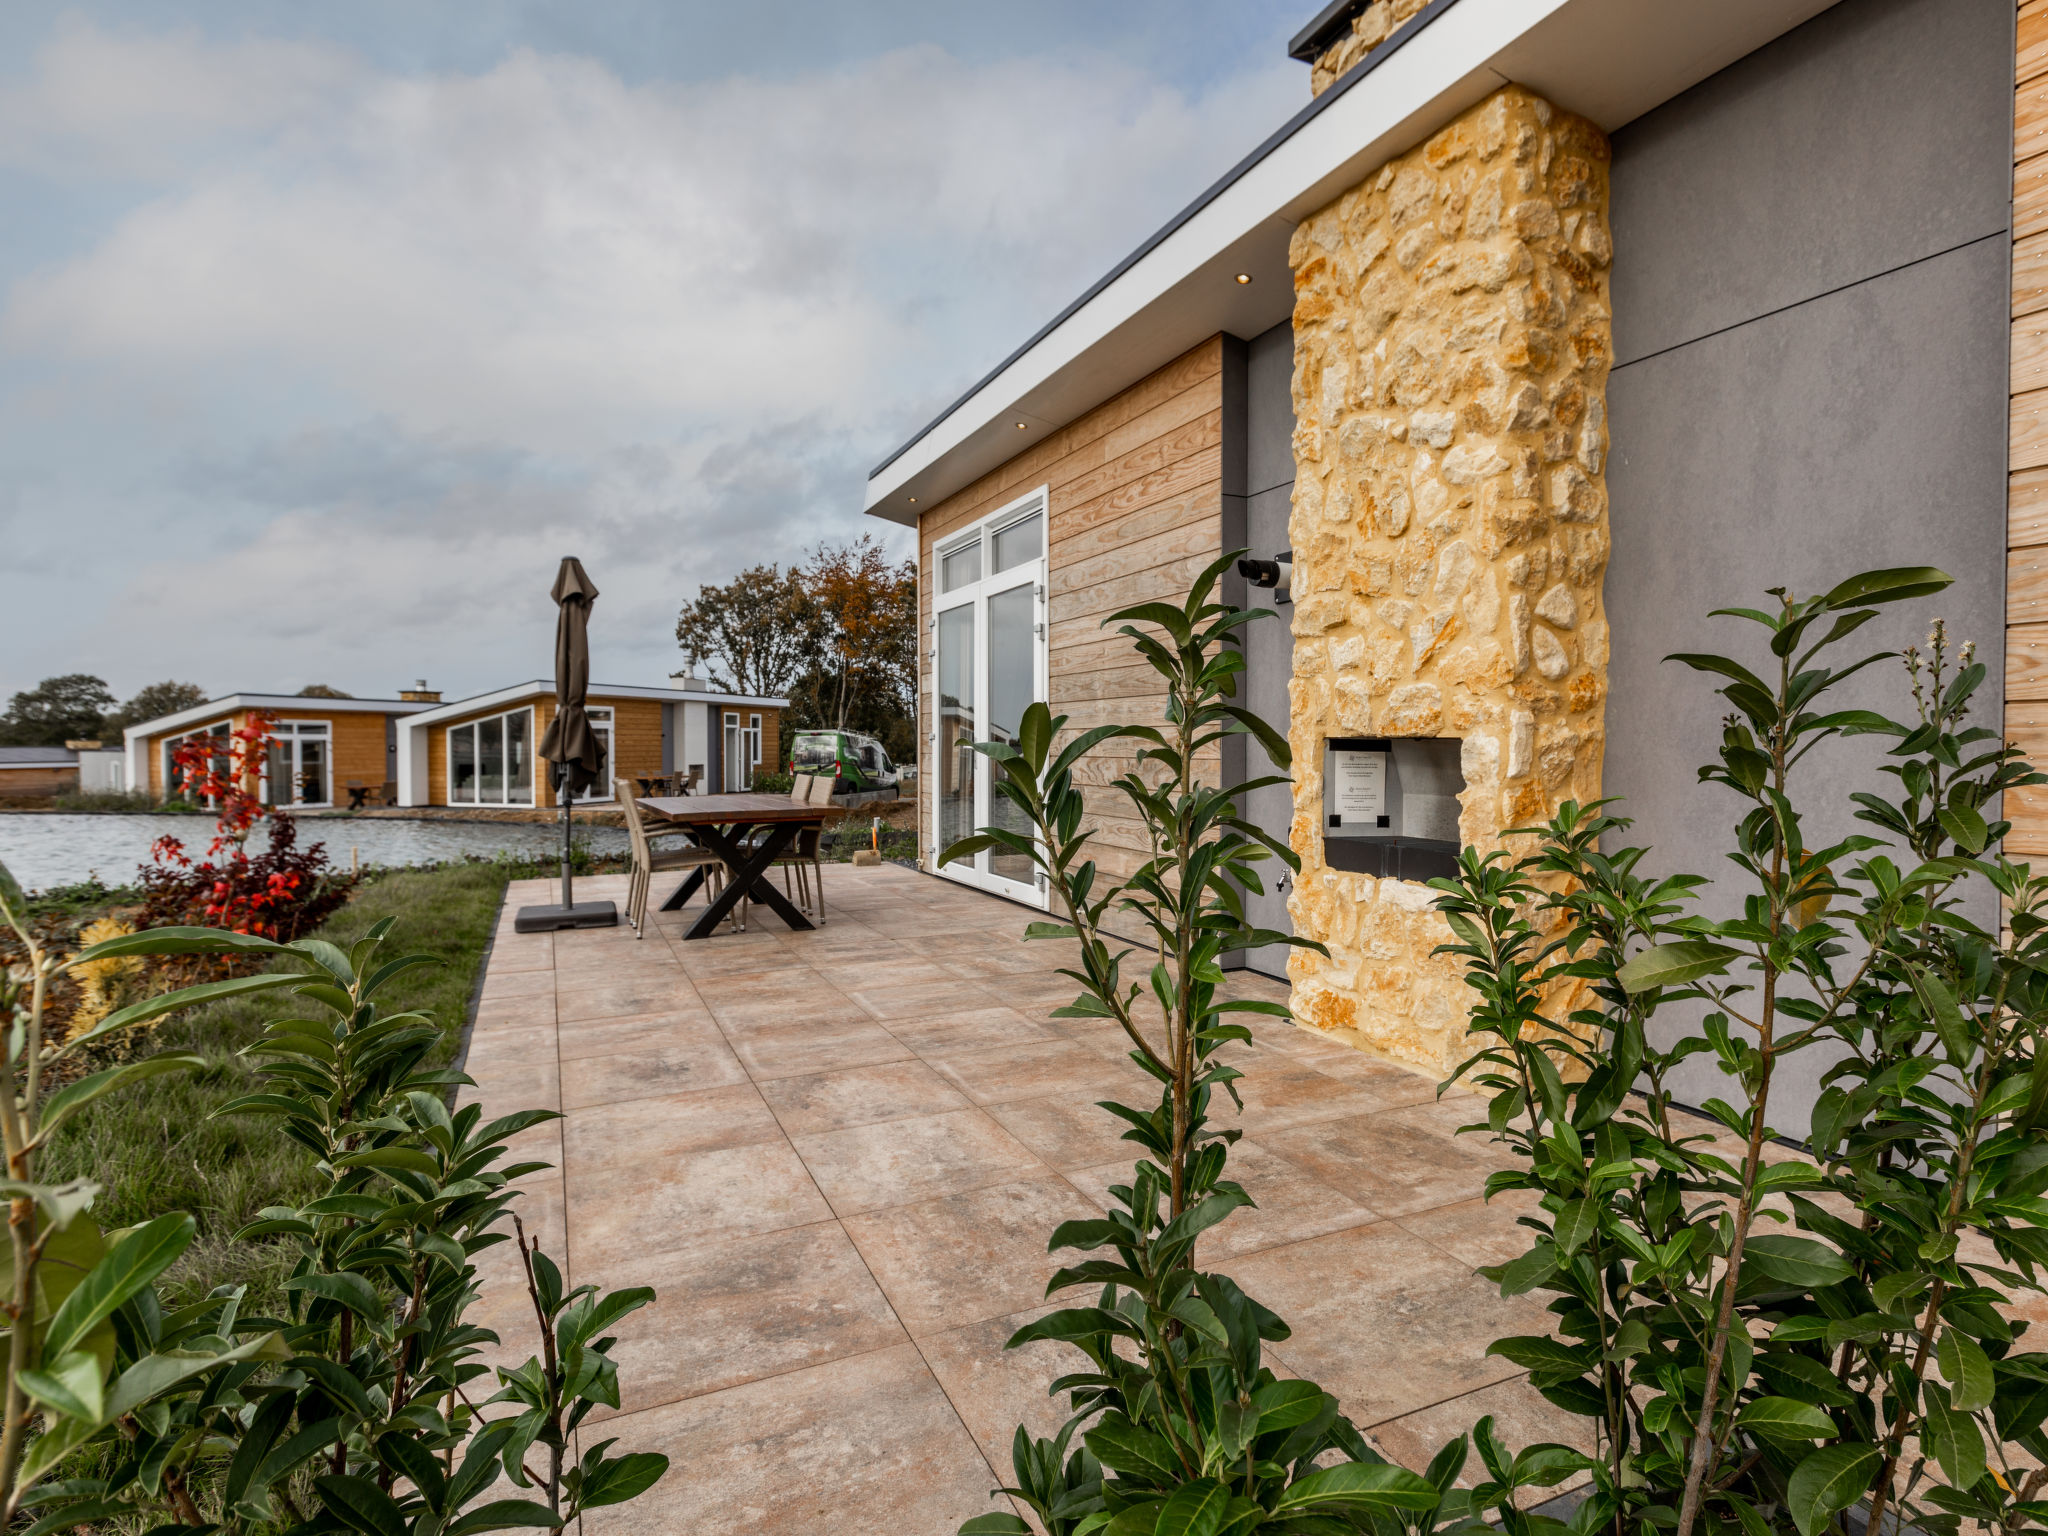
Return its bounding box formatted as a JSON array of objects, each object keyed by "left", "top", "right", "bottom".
[
  {"left": 863, "top": 0, "right": 1840, "bottom": 525},
  {"left": 398, "top": 681, "right": 789, "bottom": 729},
  {"left": 120, "top": 693, "right": 432, "bottom": 745}
]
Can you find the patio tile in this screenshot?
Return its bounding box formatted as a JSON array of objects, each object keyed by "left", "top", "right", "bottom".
[
  {"left": 579, "top": 1344, "right": 996, "bottom": 1536},
  {"left": 828, "top": 956, "right": 957, "bottom": 991},
  {"left": 569, "top": 1139, "right": 833, "bottom": 1269},
  {"left": 841, "top": 1173, "right": 1102, "bottom": 1335},
  {"left": 559, "top": 1019, "right": 750, "bottom": 1110},
  {"left": 478, "top": 969, "right": 556, "bottom": 1000},
  {"left": 460, "top": 1023, "right": 559, "bottom": 1069},
  {"left": 920, "top": 1304, "right": 1076, "bottom": 1471},
  {"left": 557, "top": 975, "right": 701, "bottom": 1023},
  {"left": 578, "top": 1221, "right": 906, "bottom": 1417},
  {"left": 791, "top": 1108, "right": 1042, "bottom": 1216},
  {"left": 757, "top": 1060, "right": 971, "bottom": 1136},
  {"left": 1070, "top": 1141, "right": 1378, "bottom": 1261},
  {"left": 727, "top": 1020, "right": 915, "bottom": 1081},
  {"left": 1397, "top": 1189, "right": 1546, "bottom": 1273},
  {"left": 561, "top": 1083, "right": 784, "bottom": 1172},
  {"left": 882, "top": 1006, "right": 1057, "bottom": 1055},
  {"left": 1227, "top": 1224, "right": 1544, "bottom": 1425},
  {"left": 848, "top": 977, "right": 1006, "bottom": 1022},
  {"left": 456, "top": 1060, "right": 558, "bottom": 1114},
  {"left": 487, "top": 938, "right": 554, "bottom": 972},
  {"left": 553, "top": 1009, "right": 716, "bottom": 1061},
  {"left": 1218, "top": 1060, "right": 1424, "bottom": 1136},
  {"left": 473, "top": 995, "right": 557, "bottom": 1029},
  {"left": 1260, "top": 1105, "right": 1510, "bottom": 1217},
  {"left": 926, "top": 1038, "right": 1132, "bottom": 1106},
  {"left": 1367, "top": 1373, "right": 1595, "bottom": 1478},
  {"left": 986, "top": 1090, "right": 1149, "bottom": 1171}
]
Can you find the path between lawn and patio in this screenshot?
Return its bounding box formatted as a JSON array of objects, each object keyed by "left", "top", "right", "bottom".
[{"left": 456, "top": 862, "right": 1583, "bottom": 1534}]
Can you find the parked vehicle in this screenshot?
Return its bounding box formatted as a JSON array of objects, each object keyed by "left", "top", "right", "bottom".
[{"left": 789, "top": 729, "right": 900, "bottom": 797}]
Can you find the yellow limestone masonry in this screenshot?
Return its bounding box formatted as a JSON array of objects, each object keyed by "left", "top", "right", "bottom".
[{"left": 1283, "top": 85, "right": 1613, "bottom": 1074}]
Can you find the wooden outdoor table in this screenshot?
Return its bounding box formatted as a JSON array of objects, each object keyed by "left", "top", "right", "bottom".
[{"left": 637, "top": 793, "right": 837, "bottom": 939}]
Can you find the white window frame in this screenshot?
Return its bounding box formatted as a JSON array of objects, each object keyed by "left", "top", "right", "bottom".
[
  {"left": 262, "top": 719, "right": 334, "bottom": 810},
  {"left": 572, "top": 706, "right": 615, "bottom": 803},
  {"left": 929, "top": 484, "right": 1049, "bottom": 906},
  {"left": 446, "top": 706, "right": 539, "bottom": 808},
  {"left": 162, "top": 720, "right": 232, "bottom": 805}
]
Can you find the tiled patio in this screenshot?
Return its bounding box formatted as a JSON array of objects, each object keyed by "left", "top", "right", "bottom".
[{"left": 458, "top": 862, "right": 1579, "bottom": 1534}]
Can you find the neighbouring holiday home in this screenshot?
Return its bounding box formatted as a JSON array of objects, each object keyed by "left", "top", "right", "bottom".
[
  {"left": 867, "top": 0, "right": 2033, "bottom": 1135},
  {"left": 123, "top": 679, "right": 786, "bottom": 810}
]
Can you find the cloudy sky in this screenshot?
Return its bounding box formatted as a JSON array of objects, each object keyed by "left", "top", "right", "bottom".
[{"left": 0, "top": 0, "right": 1311, "bottom": 708}]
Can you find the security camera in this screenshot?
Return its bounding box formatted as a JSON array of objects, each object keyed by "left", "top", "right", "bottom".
[{"left": 1237, "top": 551, "right": 1292, "bottom": 604}]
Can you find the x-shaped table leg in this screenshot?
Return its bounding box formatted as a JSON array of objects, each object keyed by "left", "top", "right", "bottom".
[{"left": 680, "top": 820, "right": 816, "bottom": 938}]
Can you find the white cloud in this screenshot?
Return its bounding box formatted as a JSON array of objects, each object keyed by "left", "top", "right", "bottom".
[{"left": 0, "top": 19, "right": 1301, "bottom": 697}]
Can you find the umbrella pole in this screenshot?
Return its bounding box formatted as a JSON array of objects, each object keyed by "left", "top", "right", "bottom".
[{"left": 560, "top": 776, "right": 575, "bottom": 909}]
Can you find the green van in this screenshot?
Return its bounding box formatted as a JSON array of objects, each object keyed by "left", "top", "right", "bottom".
[{"left": 789, "top": 730, "right": 901, "bottom": 797}]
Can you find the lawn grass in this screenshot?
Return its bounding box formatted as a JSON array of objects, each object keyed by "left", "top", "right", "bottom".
[{"left": 39, "top": 861, "right": 511, "bottom": 1310}]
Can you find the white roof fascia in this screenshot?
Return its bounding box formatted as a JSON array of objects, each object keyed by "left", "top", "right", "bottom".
[
  {"left": 863, "top": 0, "right": 1840, "bottom": 524},
  {"left": 400, "top": 681, "right": 789, "bottom": 730},
  {"left": 121, "top": 694, "right": 430, "bottom": 742}
]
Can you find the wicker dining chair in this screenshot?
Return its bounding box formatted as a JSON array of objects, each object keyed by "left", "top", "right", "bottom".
[{"left": 615, "top": 779, "right": 732, "bottom": 936}]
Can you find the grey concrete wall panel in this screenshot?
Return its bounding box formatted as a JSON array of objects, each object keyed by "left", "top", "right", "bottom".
[
  {"left": 1605, "top": 240, "right": 2010, "bottom": 1134},
  {"left": 1248, "top": 320, "right": 1298, "bottom": 497},
  {"left": 1608, "top": 0, "right": 2013, "bottom": 368}
]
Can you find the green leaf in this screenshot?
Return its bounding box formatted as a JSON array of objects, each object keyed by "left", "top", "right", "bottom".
[
  {"left": 1552, "top": 1199, "right": 1599, "bottom": 1256},
  {"left": 103, "top": 1331, "right": 289, "bottom": 1420},
  {"left": 284, "top": 1270, "right": 386, "bottom": 1320},
  {"left": 15, "top": 1349, "right": 105, "bottom": 1423},
  {"left": 1156, "top": 1479, "right": 1232, "bottom": 1536},
  {"left": 959, "top": 1517, "right": 1034, "bottom": 1535},
  {"left": 1820, "top": 566, "right": 1952, "bottom": 610},
  {"left": 444, "top": 1498, "right": 566, "bottom": 1534},
  {"left": 1736, "top": 1396, "right": 1835, "bottom": 1441},
  {"left": 576, "top": 1451, "right": 668, "bottom": 1509},
  {"left": 1937, "top": 804, "right": 1990, "bottom": 856},
  {"left": 0, "top": 1177, "right": 99, "bottom": 1232},
  {"left": 333, "top": 1145, "right": 440, "bottom": 1177},
  {"left": 62, "top": 924, "right": 291, "bottom": 967},
  {"left": 1920, "top": 1382, "right": 1987, "bottom": 1490},
  {"left": 36, "top": 1055, "right": 206, "bottom": 1140},
  {"left": 1086, "top": 1416, "right": 1180, "bottom": 1482},
  {"left": 1742, "top": 1234, "right": 1852, "bottom": 1290},
  {"left": 1271, "top": 1461, "right": 1439, "bottom": 1514},
  {"left": 42, "top": 1212, "right": 193, "bottom": 1360},
  {"left": 1785, "top": 1444, "right": 1881, "bottom": 1536},
  {"left": 314, "top": 1475, "right": 410, "bottom": 1536},
  {"left": 1615, "top": 941, "right": 1739, "bottom": 994},
  {"left": 1939, "top": 1327, "right": 1995, "bottom": 1412},
  {"left": 73, "top": 971, "right": 303, "bottom": 1046}
]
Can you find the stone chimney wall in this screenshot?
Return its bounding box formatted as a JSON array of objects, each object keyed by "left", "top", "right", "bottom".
[
  {"left": 1311, "top": 0, "right": 1430, "bottom": 98},
  {"left": 1283, "top": 85, "right": 1613, "bottom": 1073}
]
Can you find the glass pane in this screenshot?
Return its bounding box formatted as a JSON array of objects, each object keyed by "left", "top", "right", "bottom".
[
  {"left": 936, "top": 603, "right": 977, "bottom": 861},
  {"left": 298, "top": 733, "right": 328, "bottom": 805},
  {"left": 508, "top": 711, "right": 532, "bottom": 801},
  {"left": 992, "top": 513, "right": 1041, "bottom": 573},
  {"left": 592, "top": 728, "right": 611, "bottom": 798},
  {"left": 265, "top": 740, "right": 289, "bottom": 808},
  {"left": 479, "top": 715, "right": 505, "bottom": 803},
  {"left": 986, "top": 584, "right": 1038, "bottom": 885},
  {"left": 941, "top": 540, "right": 981, "bottom": 592},
  {"left": 451, "top": 725, "right": 476, "bottom": 805}
]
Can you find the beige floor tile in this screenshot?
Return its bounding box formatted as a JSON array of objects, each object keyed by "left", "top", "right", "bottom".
[
  {"left": 842, "top": 1173, "right": 1102, "bottom": 1335},
  {"left": 1218, "top": 1059, "right": 1429, "bottom": 1136},
  {"left": 456, "top": 1060, "right": 559, "bottom": 1115},
  {"left": 757, "top": 1060, "right": 971, "bottom": 1136},
  {"left": 884, "top": 1006, "right": 1058, "bottom": 1055},
  {"left": 559, "top": 1019, "right": 750, "bottom": 1109},
  {"left": 1260, "top": 1104, "right": 1514, "bottom": 1217},
  {"left": 553, "top": 1008, "right": 715, "bottom": 1061},
  {"left": 986, "top": 1090, "right": 1151, "bottom": 1171},
  {"left": 461, "top": 1023, "right": 560, "bottom": 1070},
  {"left": 727, "top": 1019, "right": 915, "bottom": 1081},
  {"left": 791, "top": 1108, "right": 1042, "bottom": 1216},
  {"left": 561, "top": 1083, "right": 783, "bottom": 1172},
  {"left": 926, "top": 1038, "right": 1133, "bottom": 1107},
  {"left": 557, "top": 974, "right": 701, "bottom": 1023},
  {"left": 849, "top": 977, "right": 1006, "bottom": 1022},
  {"left": 1228, "top": 1224, "right": 1547, "bottom": 1425},
  {"left": 1069, "top": 1141, "right": 1378, "bottom": 1261},
  {"left": 579, "top": 1344, "right": 996, "bottom": 1536},
  {"left": 569, "top": 1139, "right": 833, "bottom": 1269},
  {"left": 1397, "top": 1188, "right": 1547, "bottom": 1273},
  {"left": 1367, "top": 1373, "right": 1596, "bottom": 1478},
  {"left": 919, "top": 1304, "right": 1078, "bottom": 1472},
  {"left": 473, "top": 995, "right": 557, "bottom": 1029},
  {"left": 478, "top": 969, "right": 556, "bottom": 1000},
  {"left": 578, "top": 1221, "right": 906, "bottom": 1417}
]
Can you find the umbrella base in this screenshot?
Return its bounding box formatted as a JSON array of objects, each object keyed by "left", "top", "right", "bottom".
[{"left": 513, "top": 900, "right": 618, "bottom": 934}]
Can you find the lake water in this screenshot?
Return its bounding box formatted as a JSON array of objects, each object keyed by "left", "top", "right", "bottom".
[{"left": 0, "top": 814, "right": 630, "bottom": 894}]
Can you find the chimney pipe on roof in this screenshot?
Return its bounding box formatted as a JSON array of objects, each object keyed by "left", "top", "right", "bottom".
[{"left": 399, "top": 679, "right": 443, "bottom": 703}]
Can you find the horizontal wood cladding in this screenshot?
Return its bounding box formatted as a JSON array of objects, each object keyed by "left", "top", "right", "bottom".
[
  {"left": 916, "top": 336, "right": 1227, "bottom": 869},
  {"left": 2015, "top": 5, "right": 2048, "bottom": 859},
  {"left": 0, "top": 765, "right": 77, "bottom": 799}
]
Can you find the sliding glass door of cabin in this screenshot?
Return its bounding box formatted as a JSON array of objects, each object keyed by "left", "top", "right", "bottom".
[{"left": 930, "top": 489, "right": 1047, "bottom": 907}]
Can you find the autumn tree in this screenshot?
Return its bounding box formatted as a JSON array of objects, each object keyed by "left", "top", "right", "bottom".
[
  {"left": 674, "top": 563, "right": 821, "bottom": 698},
  {"left": 799, "top": 536, "right": 916, "bottom": 734}
]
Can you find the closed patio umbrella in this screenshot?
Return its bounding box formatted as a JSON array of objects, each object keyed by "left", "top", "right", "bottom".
[{"left": 515, "top": 556, "right": 618, "bottom": 932}]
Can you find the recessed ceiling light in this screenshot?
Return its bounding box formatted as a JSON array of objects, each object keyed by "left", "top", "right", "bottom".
[
  {"left": 908, "top": 496, "right": 917, "bottom": 504},
  {"left": 1016, "top": 421, "right": 1028, "bottom": 429},
  {"left": 1235, "top": 273, "right": 1252, "bottom": 285}
]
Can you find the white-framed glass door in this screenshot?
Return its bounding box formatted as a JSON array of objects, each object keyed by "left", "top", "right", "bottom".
[
  {"left": 263, "top": 721, "right": 332, "bottom": 808},
  {"left": 931, "top": 487, "right": 1048, "bottom": 904}
]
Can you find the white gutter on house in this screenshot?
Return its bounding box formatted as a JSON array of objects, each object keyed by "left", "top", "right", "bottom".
[{"left": 862, "top": 0, "right": 1840, "bottom": 525}]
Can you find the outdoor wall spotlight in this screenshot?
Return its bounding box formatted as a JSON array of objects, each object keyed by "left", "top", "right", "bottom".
[
  {"left": 1237, "top": 550, "right": 1292, "bottom": 604},
  {"left": 1235, "top": 272, "right": 1253, "bottom": 284}
]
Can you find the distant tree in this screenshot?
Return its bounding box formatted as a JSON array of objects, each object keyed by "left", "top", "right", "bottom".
[
  {"left": 102, "top": 680, "right": 211, "bottom": 735},
  {"left": 800, "top": 536, "right": 916, "bottom": 733},
  {"left": 675, "top": 564, "right": 822, "bottom": 699},
  {"left": 0, "top": 673, "right": 116, "bottom": 746},
  {"left": 296, "top": 684, "right": 354, "bottom": 698}
]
